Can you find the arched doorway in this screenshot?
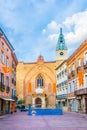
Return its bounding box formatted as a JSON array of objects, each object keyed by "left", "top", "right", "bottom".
[{"left": 35, "top": 98, "right": 42, "bottom": 107}]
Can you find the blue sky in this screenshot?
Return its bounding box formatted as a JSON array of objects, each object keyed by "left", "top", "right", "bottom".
[{"left": 0, "top": 0, "right": 87, "bottom": 62}]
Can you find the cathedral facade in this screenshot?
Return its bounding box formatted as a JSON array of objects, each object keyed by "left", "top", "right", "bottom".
[
  {"left": 16, "top": 56, "right": 56, "bottom": 108},
  {"left": 16, "top": 28, "right": 67, "bottom": 108}
]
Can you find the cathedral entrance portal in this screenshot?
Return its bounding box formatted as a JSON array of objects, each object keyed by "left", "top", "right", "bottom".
[{"left": 35, "top": 98, "right": 42, "bottom": 108}]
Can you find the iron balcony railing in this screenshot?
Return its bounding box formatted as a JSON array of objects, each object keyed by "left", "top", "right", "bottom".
[
  {"left": 56, "top": 94, "right": 68, "bottom": 99},
  {"left": 75, "top": 88, "right": 87, "bottom": 95}
]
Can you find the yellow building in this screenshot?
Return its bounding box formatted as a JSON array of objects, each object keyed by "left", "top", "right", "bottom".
[
  {"left": 16, "top": 56, "right": 56, "bottom": 108},
  {"left": 16, "top": 28, "right": 67, "bottom": 108}
]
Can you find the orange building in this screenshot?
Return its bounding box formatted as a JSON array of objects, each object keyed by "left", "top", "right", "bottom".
[
  {"left": 16, "top": 55, "right": 56, "bottom": 108},
  {"left": 0, "top": 28, "right": 18, "bottom": 115},
  {"left": 67, "top": 40, "right": 87, "bottom": 113}
]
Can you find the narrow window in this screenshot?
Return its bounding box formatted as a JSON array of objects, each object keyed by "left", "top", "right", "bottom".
[
  {"left": 6, "top": 76, "right": 9, "bottom": 87},
  {"left": 78, "top": 58, "right": 81, "bottom": 67},
  {"left": 1, "top": 73, "right": 4, "bottom": 85},
  {"left": 37, "top": 75, "right": 44, "bottom": 87},
  {"left": 1, "top": 51, "right": 4, "bottom": 64},
  {"left": 85, "top": 52, "right": 87, "bottom": 64},
  {"left": 6, "top": 56, "right": 9, "bottom": 67}
]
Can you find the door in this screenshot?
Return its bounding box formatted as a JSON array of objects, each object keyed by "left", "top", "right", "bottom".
[
  {"left": 5, "top": 101, "right": 10, "bottom": 114},
  {"left": 85, "top": 98, "right": 87, "bottom": 113},
  {"left": 35, "top": 98, "right": 42, "bottom": 107},
  {"left": 72, "top": 99, "right": 76, "bottom": 112}
]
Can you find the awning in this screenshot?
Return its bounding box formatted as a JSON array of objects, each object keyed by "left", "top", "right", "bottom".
[
  {"left": 61, "top": 99, "right": 66, "bottom": 101},
  {"left": 68, "top": 97, "right": 76, "bottom": 99},
  {"left": 56, "top": 99, "right": 65, "bottom": 102},
  {"left": 0, "top": 97, "right": 15, "bottom": 101},
  {"left": 56, "top": 100, "right": 61, "bottom": 102}
]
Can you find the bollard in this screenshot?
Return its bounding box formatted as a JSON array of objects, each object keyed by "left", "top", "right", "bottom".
[{"left": 28, "top": 104, "right": 31, "bottom": 115}]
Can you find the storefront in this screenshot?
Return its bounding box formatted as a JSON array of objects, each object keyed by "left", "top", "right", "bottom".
[
  {"left": 67, "top": 97, "right": 77, "bottom": 112},
  {"left": 0, "top": 98, "right": 15, "bottom": 115},
  {"left": 75, "top": 88, "right": 87, "bottom": 113}
]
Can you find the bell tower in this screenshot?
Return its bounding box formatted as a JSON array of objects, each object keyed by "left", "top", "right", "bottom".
[{"left": 56, "top": 28, "right": 67, "bottom": 65}]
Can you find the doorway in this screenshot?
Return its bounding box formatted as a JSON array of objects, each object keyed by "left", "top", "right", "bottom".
[
  {"left": 35, "top": 98, "right": 42, "bottom": 108},
  {"left": 72, "top": 99, "right": 76, "bottom": 112},
  {"left": 85, "top": 98, "right": 87, "bottom": 113}
]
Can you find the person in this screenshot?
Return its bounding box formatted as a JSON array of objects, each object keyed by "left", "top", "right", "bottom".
[{"left": 21, "top": 105, "right": 25, "bottom": 111}]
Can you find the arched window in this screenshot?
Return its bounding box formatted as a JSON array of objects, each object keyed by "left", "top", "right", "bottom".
[{"left": 37, "top": 75, "right": 44, "bottom": 87}]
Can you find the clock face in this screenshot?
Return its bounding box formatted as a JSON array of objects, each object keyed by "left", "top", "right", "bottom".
[{"left": 60, "top": 52, "right": 64, "bottom": 56}]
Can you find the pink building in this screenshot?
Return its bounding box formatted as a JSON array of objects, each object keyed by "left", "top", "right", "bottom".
[
  {"left": 0, "top": 28, "right": 18, "bottom": 115},
  {"left": 67, "top": 40, "right": 87, "bottom": 113}
]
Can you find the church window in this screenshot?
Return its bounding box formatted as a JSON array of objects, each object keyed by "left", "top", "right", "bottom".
[{"left": 37, "top": 75, "right": 44, "bottom": 87}]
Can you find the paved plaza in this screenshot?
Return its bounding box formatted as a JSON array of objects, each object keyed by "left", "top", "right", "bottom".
[{"left": 0, "top": 111, "right": 87, "bottom": 130}]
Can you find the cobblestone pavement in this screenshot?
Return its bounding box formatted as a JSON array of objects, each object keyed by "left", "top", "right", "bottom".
[{"left": 0, "top": 110, "right": 87, "bottom": 130}]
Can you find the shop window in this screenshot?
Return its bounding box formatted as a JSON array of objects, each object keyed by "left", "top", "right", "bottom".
[
  {"left": 78, "top": 100, "right": 82, "bottom": 110},
  {"left": 1, "top": 100, "right": 4, "bottom": 111}
]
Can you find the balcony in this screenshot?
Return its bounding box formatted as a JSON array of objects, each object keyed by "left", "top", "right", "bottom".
[
  {"left": 0, "top": 82, "right": 5, "bottom": 92},
  {"left": 84, "top": 62, "right": 87, "bottom": 69},
  {"left": 6, "top": 86, "right": 10, "bottom": 93},
  {"left": 71, "top": 70, "right": 75, "bottom": 77},
  {"left": 56, "top": 94, "right": 68, "bottom": 99},
  {"left": 75, "top": 88, "right": 87, "bottom": 95}
]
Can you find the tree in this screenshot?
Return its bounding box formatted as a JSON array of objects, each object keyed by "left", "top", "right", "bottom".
[{"left": 17, "top": 99, "right": 25, "bottom": 105}]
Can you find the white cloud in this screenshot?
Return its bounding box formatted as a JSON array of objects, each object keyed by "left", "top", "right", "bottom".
[
  {"left": 43, "top": 10, "right": 87, "bottom": 49},
  {"left": 48, "top": 34, "right": 58, "bottom": 42},
  {"left": 63, "top": 10, "right": 87, "bottom": 45},
  {"left": 41, "top": 20, "right": 61, "bottom": 36},
  {"left": 47, "top": 20, "right": 59, "bottom": 31}
]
